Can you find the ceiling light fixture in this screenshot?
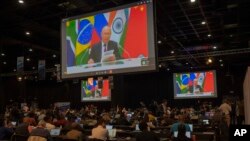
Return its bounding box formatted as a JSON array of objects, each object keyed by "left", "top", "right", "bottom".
[
  {"left": 52, "top": 54, "right": 56, "bottom": 58},
  {"left": 32, "top": 66, "right": 36, "bottom": 70},
  {"left": 220, "top": 64, "right": 224, "bottom": 67},
  {"left": 1, "top": 53, "right": 5, "bottom": 56},
  {"left": 171, "top": 50, "right": 175, "bottom": 54},
  {"left": 3, "top": 61, "right": 7, "bottom": 65},
  {"left": 158, "top": 40, "right": 162, "bottom": 44},
  {"left": 17, "top": 76, "right": 22, "bottom": 82},
  {"left": 29, "top": 48, "right": 33, "bottom": 52},
  {"left": 208, "top": 58, "right": 212, "bottom": 63},
  {"left": 213, "top": 46, "right": 217, "bottom": 49},
  {"left": 219, "top": 59, "right": 223, "bottom": 62},
  {"left": 190, "top": 0, "right": 196, "bottom": 3},
  {"left": 167, "top": 68, "right": 170, "bottom": 71},
  {"left": 26, "top": 58, "right": 30, "bottom": 61},
  {"left": 207, "top": 34, "right": 211, "bottom": 37},
  {"left": 18, "top": 0, "right": 24, "bottom": 4},
  {"left": 186, "top": 62, "right": 189, "bottom": 65},
  {"left": 201, "top": 21, "right": 206, "bottom": 25},
  {"left": 25, "top": 31, "right": 30, "bottom": 35},
  {"left": 13, "top": 69, "right": 16, "bottom": 72}
]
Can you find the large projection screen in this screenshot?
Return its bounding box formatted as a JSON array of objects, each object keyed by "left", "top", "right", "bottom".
[
  {"left": 61, "top": 0, "right": 156, "bottom": 79},
  {"left": 173, "top": 70, "right": 218, "bottom": 99}
]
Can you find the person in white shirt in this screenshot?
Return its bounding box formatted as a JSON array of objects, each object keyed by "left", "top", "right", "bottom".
[
  {"left": 91, "top": 118, "right": 108, "bottom": 141},
  {"left": 43, "top": 116, "right": 55, "bottom": 131},
  {"left": 219, "top": 99, "right": 231, "bottom": 126}
]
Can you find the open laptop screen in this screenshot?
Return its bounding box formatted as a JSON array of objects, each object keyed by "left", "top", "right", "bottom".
[
  {"left": 50, "top": 128, "right": 61, "bottom": 136},
  {"left": 174, "top": 131, "right": 191, "bottom": 138}
]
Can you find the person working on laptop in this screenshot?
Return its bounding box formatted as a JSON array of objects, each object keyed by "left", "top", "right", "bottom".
[
  {"left": 136, "top": 121, "right": 160, "bottom": 141},
  {"left": 29, "top": 120, "right": 52, "bottom": 141},
  {"left": 66, "top": 122, "right": 84, "bottom": 141},
  {"left": 173, "top": 124, "right": 192, "bottom": 141},
  {"left": 170, "top": 115, "right": 191, "bottom": 134},
  {"left": 91, "top": 118, "right": 109, "bottom": 140}
]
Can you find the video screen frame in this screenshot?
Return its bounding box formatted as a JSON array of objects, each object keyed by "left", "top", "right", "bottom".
[
  {"left": 173, "top": 70, "right": 218, "bottom": 99},
  {"left": 61, "top": 0, "right": 156, "bottom": 79},
  {"left": 81, "top": 78, "right": 111, "bottom": 102}
]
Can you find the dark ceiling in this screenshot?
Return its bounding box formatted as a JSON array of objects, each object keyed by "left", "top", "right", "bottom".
[{"left": 0, "top": 0, "right": 250, "bottom": 75}]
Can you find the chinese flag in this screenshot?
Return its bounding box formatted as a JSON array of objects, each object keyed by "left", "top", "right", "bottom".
[
  {"left": 123, "top": 5, "right": 148, "bottom": 58},
  {"left": 102, "top": 80, "right": 110, "bottom": 97},
  {"left": 203, "top": 72, "right": 214, "bottom": 93}
]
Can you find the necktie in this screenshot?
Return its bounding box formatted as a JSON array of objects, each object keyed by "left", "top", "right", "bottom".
[{"left": 104, "top": 43, "right": 107, "bottom": 52}]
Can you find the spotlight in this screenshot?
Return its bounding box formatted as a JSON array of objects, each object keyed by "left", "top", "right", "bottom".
[
  {"left": 1, "top": 53, "right": 5, "bottom": 56},
  {"left": 201, "top": 21, "right": 206, "bottom": 25},
  {"left": 29, "top": 48, "right": 33, "bottom": 52},
  {"left": 213, "top": 46, "right": 217, "bottom": 49},
  {"left": 158, "top": 40, "right": 162, "bottom": 44},
  {"left": 25, "top": 31, "right": 30, "bottom": 35},
  {"left": 3, "top": 61, "right": 7, "bottom": 65},
  {"left": 17, "top": 76, "right": 22, "bottom": 82},
  {"left": 207, "top": 34, "right": 211, "bottom": 37},
  {"left": 52, "top": 54, "right": 57, "bottom": 58},
  {"left": 219, "top": 59, "right": 223, "bottom": 62},
  {"left": 18, "top": 0, "right": 24, "bottom": 4},
  {"left": 208, "top": 58, "right": 212, "bottom": 63},
  {"left": 190, "top": 0, "right": 196, "bottom": 3},
  {"left": 220, "top": 64, "right": 224, "bottom": 67},
  {"left": 171, "top": 50, "right": 175, "bottom": 54},
  {"left": 26, "top": 58, "right": 30, "bottom": 62}
]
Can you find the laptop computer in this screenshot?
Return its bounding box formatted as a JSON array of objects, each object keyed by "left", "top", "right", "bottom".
[
  {"left": 174, "top": 131, "right": 191, "bottom": 138},
  {"left": 50, "top": 128, "right": 61, "bottom": 136},
  {"left": 106, "top": 125, "right": 113, "bottom": 130},
  {"left": 108, "top": 129, "right": 117, "bottom": 138},
  {"left": 135, "top": 123, "right": 140, "bottom": 131},
  {"left": 188, "top": 124, "right": 193, "bottom": 132},
  {"left": 203, "top": 119, "right": 209, "bottom": 125}
]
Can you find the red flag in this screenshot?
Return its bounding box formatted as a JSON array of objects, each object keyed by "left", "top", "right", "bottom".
[
  {"left": 102, "top": 80, "right": 110, "bottom": 97},
  {"left": 90, "top": 28, "right": 100, "bottom": 47},
  {"left": 108, "top": 11, "right": 117, "bottom": 26},
  {"left": 203, "top": 71, "right": 214, "bottom": 93},
  {"left": 123, "top": 5, "right": 148, "bottom": 58}
]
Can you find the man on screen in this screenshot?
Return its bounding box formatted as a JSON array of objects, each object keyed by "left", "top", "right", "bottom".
[{"left": 88, "top": 26, "right": 121, "bottom": 64}]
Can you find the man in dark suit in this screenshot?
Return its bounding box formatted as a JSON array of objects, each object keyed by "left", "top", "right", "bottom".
[
  {"left": 136, "top": 121, "right": 160, "bottom": 141},
  {"left": 88, "top": 26, "right": 121, "bottom": 64}
]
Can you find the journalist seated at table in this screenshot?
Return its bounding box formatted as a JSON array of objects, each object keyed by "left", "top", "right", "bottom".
[
  {"left": 66, "top": 122, "right": 84, "bottom": 141},
  {"left": 172, "top": 124, "right": 192, "bottom": 141},
  {"left": 170, "top": 115, "right": 191, "bottom": 134},
  {"left": 29, "top": 120, "right": 53, "bottom": 141},
  {"left": 0, "top": 118, "right": 14, "bottom": 140},
  {"left": 15, "top": 117, "right": 34, "bottom": 136},
  {"left": 91, "top": 118, "right": 109, "bottom": 140},
  {"left": 136, "top": 121, "right": 160, "bottom": 141}
]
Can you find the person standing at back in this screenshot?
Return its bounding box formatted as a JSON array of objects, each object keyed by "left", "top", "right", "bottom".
[{"left": 219, "top": 99, "right": 231, "bottom": 126}]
